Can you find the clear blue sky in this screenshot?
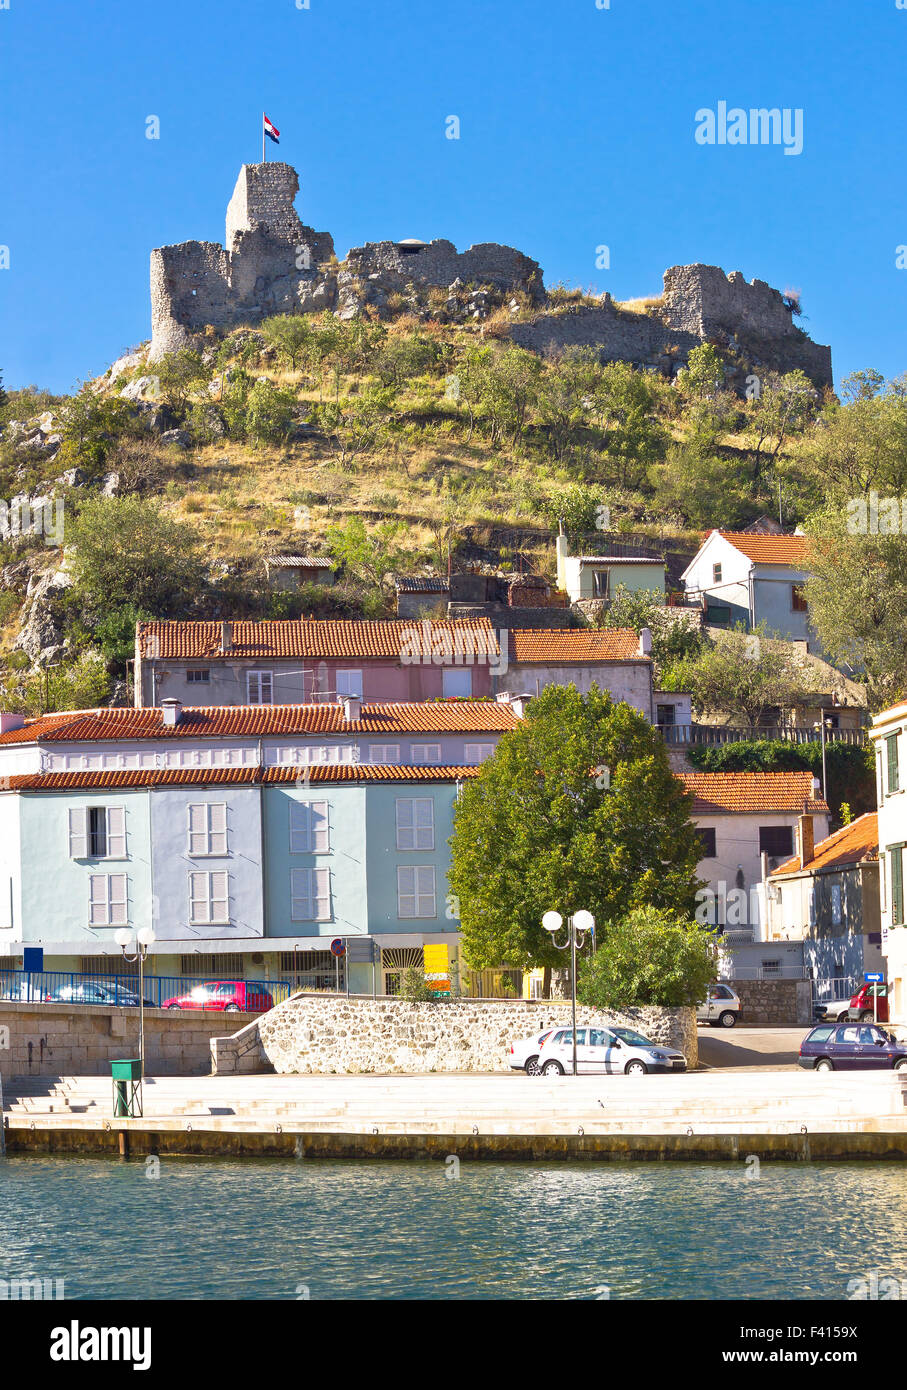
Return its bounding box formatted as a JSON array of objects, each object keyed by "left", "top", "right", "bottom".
[{"left": 2, "top": 0, "right": 905, "bottom": 394}]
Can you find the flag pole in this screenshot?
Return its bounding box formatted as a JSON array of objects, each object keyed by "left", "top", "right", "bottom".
[{"left": 262, "top": 112, "right": 266, "bottom": 163}]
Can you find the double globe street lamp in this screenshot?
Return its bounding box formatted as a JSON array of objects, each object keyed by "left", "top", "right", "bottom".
[
  {"left": 114, "top": 926, "right": 155, "bottom": 1080},
  {"left": 541, "top": 909, "right": 595, "bottom": 1077}
]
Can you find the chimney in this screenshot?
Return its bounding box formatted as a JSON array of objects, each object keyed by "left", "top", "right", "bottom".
[
  {"left": 812, "top": 776, "right": 822, "bottom": 799},
  {"left": 797, "top": 813, "right": 815, "bottom": 867},
  {"left": 638, "top": 627, "right": 653, "bottom": 657},
  {"left": 341, "top": 695, "right": 361, "bottom": 723},
  {"left": 220, "top": 620, "right": 233, "bottom": 654},
  {"left": 556, "top": 524, "right": 569, "bottom": 592},
  {"left": 161, "top": 698, "right": 182, "bottom": 728},
  {"left": 0, "top": 712, "right": 26, "bottom": 734}
]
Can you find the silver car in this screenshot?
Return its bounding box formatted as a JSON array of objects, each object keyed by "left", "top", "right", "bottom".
[
  {"left": 696, "top": 983, "right": 740, "bottom": 1028},
  {"left": 507, "top": 1028, "right": 557, "bottom": 1076},
  {"left": 537, "top": 1025, "right": 687, "bottom": 1076}
]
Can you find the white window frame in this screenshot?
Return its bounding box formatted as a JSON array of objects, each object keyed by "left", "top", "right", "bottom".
[
  {"left": 89, "top": 873, "right": 128, "bottom": 927},
  {"left": 289, "top": 801, "right": 330, "bottom": 854},
  {"left": 397, "top": 865, "right": 437, "bottom": 919},
  {"left": 336, "top": 669, "right": 363, "bottom": 699},
  {"left": 70, "top": 806, "right": 126, "bottom": 860},
  {"left": 410, "top": 744, "right": 442, "bottom": 765},
  {"left": 247, "top": 669, "right": 274, "bottom": 706},
  {"left": 369, "top": 744, "right": 401, "bottom": 764},
  {"left": 396, "top": 798, "right": 435, "bottom": 851},
  {"left": 189, "top": 871, "right": 230, "bottom": 925},
  {"left": 188, "top": 802, "right": 228, "bottom": 857},
  {"left": 290, "top": 867, "right": 332, "bottom": 922},
  {"left": 464, "top": 743, "right": 495, "bottom": 764}
]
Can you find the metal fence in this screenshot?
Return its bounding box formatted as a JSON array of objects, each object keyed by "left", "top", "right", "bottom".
[
  {"left": 0, "top": 969, "right": 292, "bottom": 1013},
  {"left": 718, "top": 964, "right": 806, "bottom": 981},
  {"left": 811, "top": 976, "right": 859, "bottom": 1016}
]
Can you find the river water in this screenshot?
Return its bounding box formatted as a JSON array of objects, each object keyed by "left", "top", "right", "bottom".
[{"left": 1, "top": 1154, "right": 905, "bottom": 1300}]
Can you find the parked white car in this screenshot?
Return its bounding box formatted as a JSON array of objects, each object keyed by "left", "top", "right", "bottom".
[
  {"left": 696, "top": 983, "right": 740, "bottom": 1028},
  {"left": 507, "top": 1028, "right": 558, "bottom": 1076},
  {"left": 536, "top": 1025, "right": 687, "bottom": 1076}
]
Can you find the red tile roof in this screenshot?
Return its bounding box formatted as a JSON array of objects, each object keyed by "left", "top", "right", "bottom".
[
  {"left": 677, "top": 771, "right": 829, "bottom": 815},
  {"left": 771, "top": 812, "right": 878, "bottom": 877},
  {"left": 0, "top": 702, "right": 519, "bottom": 746},
  {"left": 713, "top": 531, "right": 812, "bottom": 566},
  {"left": 507, "top": 629, "right": 643, "bottom": 663},
  {"left": 136, "top": 618, "right": 498, "bottom": 661},
  {"left": 8, "top": 765, "right": 483, "bottom": 792}
]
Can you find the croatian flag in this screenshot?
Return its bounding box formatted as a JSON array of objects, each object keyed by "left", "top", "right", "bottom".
[{"left": 264, "top": 114, "right": 280, "bottom": 145}]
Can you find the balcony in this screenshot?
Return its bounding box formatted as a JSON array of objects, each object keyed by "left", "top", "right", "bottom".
[{"left": 657, "top": 723, "right": 867, "bottom": 748}]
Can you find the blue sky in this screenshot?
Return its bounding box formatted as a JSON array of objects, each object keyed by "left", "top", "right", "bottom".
[{"left": 2, "top": 0, "right": 905, "bottom": 394}]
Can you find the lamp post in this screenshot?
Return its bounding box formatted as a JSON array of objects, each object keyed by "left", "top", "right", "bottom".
[
  {"left": 114, "top": 926, "right": 154, "bottom": 1078},
  {"left": 813, "top": 713, "right": 834, "bottom": 803},
  {"left": 541, "top": 909, "right": 595, "bottom": 1076}
]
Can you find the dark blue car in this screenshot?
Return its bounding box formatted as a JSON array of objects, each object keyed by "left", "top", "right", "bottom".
[{"left": 798, "top": 1022, "right": 907, "bottom": 1072}]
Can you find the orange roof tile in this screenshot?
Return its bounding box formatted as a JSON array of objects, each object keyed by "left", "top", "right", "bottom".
[
  {"left": 0, "top": 702, "right": 519, "bottom": 746},
  {"left": 507, "top": 629, "right": 644, "bottom": 663},
  {"left": 714, "top": 532, "right": 812, "bottom": 566},
  {"left": 8, "top": 766, "right": 482, "bottom": 792},
  {"left": 136, "top": 618, "right": 499, "bottom": 661},
  {"left": 677, "top": 771, "right": 828, "bottom": 815},
  {"left": 771, "top": 812, "right": 878, "bottom": 877}
]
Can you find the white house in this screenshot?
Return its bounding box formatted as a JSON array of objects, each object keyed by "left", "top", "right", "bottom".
[
  {"left": 870, "top": 701, "right": 907, "bottom": 1030},
  {"left": 681, "top": 530, "right": 815, "bottom": 644}
]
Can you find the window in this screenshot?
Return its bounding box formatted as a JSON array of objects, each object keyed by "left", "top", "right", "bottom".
[
  {"left": 336, "top": 670, "right": 363, "bottom": 699},
  {"left": 189, "top": 871, "right": 229, "bottom": 925},
  {"left": 289, "top": 801, "right": 330, "bottom": 854},
  {"left": 831, "top": 883, "right": 842, "bottom": 926},
  {"left": 179, "top": 953, "right": 244, "bottom": 977},
  {"left": 759, "top": 826, "right": 794, "bottom": 858},
  {"left": 396, "top": 798, "right": 434, "bottom": 850},
  {"left": 69, "top": 807, "right": 126, "bottom": 859},
  {"left": 397, "top": 865, "right": 436, "bottom": 918},
  {"left": 591, "top": 569, "right": 609, "bottom": 600},
  {"left": 247, "top": 670, "right": 273, "bottom": 705},
  {"left": 891, "top": 846, "right": 904, "bottom": 926},
  {"left": 410, "top": 744, "right": 442, "bottom": 765},
  {"left": 791, "top": 584, "right": 808, "bottom": 612},
  {"left": 442, "top": 669, "right": 472, "bottom": 698},
  {"left": 188, "top": 803, "right": 228, "bottom": 856},
  {"left": 464, "top": 743, "right": 495, "bottom": 764},
  {"left": 89, "top": 873, "right": 128, "bottom": 926},
  {"left": 291, "top": 868, "right": 331, "bottom": 921},
  {"left": 369, "top": 745, "right": 400, "bottom": 764},
  {"left": 186, "top": 669, "right": 210, "bottom": 684},
  {"left": 761, "top": 958, "right": 782, "bottom": 977},
  {"left": 656, "top": 704, "right": 676, "bottom": 727},
  {"left": 712, "top": 562, "right": 722, "bottom": 584},
  {"left": 887, "top": 734, "right": 899, "bottom": 795},
  {"left": 697, "top": 827, "right": 717, "bottom": 858}
]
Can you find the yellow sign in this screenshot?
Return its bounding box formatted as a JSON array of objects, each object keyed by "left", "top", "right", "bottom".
[{"left": 423, "top": 944, "right": 450, "bottom": 991}]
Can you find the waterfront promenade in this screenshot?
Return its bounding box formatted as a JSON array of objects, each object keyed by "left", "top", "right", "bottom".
[{"left": 3, "top": 1071, "right": 907, "bottom": 1161}]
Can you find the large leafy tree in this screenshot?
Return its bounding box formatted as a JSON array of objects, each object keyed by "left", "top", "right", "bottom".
[
  {"left": 660, "top": 624, "right": 821, "bottom": 726},
  {"left": 577, "top": 906, "right": 716, "bottom": 1008},
  {"left": 66, "top": 496, "right": 205, "bottom": 623},
  {"left": 448, "top": 685, "right": 704, "bottom": 971}
]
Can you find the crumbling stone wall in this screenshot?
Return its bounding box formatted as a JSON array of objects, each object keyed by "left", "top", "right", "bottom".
[{"left": 344, "top": 238, "right": 544, "bottom": 300}]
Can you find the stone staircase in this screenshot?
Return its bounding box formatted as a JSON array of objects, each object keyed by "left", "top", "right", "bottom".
[{"left": 3, "top": 1071, "right": 906, "bottom": 1137}]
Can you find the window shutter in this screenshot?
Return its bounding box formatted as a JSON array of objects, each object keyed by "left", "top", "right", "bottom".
[
  {"left": 211, "top": 872, "right": 229, "bottom": 922},
  {"left": 888, "top": 735, "right": 899, "bottom": 794},
  {"left": 210, "top": 803, "right": 228, "bottom": 855},
  {"left": 415, "top": 799, "right": 434, "bottom": 849},
  {"left": 110, "top": 874, "right": 128, "bottom": 925},
  {"left": 289, "top": 802, "right": 309, "bottom": 854},
  {"left": 69, "top": 808, "right": 88, "bottom": 858},
  {"left": 89, "top": 874, "right": 107, "bottom": 925},
  {"left": 107, "top": 807, "right": 126, "bottom": 858},
  {"left": 892, "top": 848, "right": 904, "bottom": 926},
  {"left": 396, "top": 799, "right": 414, "bottom": 850},
  {"left": 312, "top": 802, "right": 329, "bottom": 853},
  {"left": 188, "top": 804, "right": 206, "bottom": 854}
]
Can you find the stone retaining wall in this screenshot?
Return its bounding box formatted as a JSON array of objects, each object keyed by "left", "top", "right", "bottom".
[
  {"left": 210, "top": 995, "right": 698, "bottom": 1076},
  {"left": 0, "top": 1001, "right": 257, "bottom": 1077},
  {"left": 733, "top": 979, "right": 812, "bottom": 1027}
]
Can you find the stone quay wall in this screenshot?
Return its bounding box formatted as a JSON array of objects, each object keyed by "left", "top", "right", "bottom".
[
  {"left": 0, "top": 1001, "right": 258, "bottom": 1077},
  {"left": 210, "top": 994, "right": 698, "bottom": 1076}
]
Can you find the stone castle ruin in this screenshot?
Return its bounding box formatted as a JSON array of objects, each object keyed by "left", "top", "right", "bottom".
[{"left": 149, "top": 162, "right": 832, "bottom": 389}]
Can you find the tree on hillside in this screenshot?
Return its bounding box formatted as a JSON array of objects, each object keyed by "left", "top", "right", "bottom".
[
  {"left": 154, "top": 350, "right": 207, "bottom": 418},
  {"left": 576, "top": 906, "right": 716, "bottom": 1008},
  {"left": 675, "top": 343, "right": 726, "bottom": 402},
  {"left": 262, "top": 315, "right": 312, "bottom": 371},
  {"left": 66, "top": 496, "right": 205, "bottom": 625},
  {"left": 597, "top": 586, "right": 706, "bottom": 676},
  {"left": 589, "top": 361, "right": 669, "bottom": 489},
  {"left": 325, "top": 516, "right": 406, "bottom": 593},
  {"left": 743, "top": 369, "right": 818, "bottom": 490},
  {"left": 448, "top": 685, "right": 704, "bottom": 972},
  {"left": 659, "top": 624, "right": 822, "bottom": 726}
]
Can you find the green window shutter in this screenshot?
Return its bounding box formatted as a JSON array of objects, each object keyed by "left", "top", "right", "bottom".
[
  {"left": 892, "top": 847, "right": 904, "bottom": 926},
  {"left": 887, "top": 735, "right": 899, "bottom": 794}
]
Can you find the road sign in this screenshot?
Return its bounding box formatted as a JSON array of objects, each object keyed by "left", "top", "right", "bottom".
[
  {"left": 330, "top": 938, "right": 346, "bottom": 958},
  {"left": 346, "top": 938, "right": 375, "bottom": 964},
  {"left": 864, "top": 972, "right": 884, "bottom": 983},
  {"left": 23, "top": 947, "right": 43, "bottom": 973}
]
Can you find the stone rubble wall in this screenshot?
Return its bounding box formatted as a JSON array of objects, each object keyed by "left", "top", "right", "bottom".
[
  {"left": 210, "top": 994, "right": 698, "bottom": 1075},
  {"left": 731, "top": 978, "right": 813, "bottom": 1027},
  {"left": 344, "top": 238, "right": 544, "bottom": 300}
]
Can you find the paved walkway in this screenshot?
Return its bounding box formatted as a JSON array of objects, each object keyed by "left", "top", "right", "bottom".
[{"left": 697, "top": 1025, "right": 804, "bottom": 1072}]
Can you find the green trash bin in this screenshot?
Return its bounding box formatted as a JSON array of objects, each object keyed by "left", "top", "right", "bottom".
[{"left": 111, "top": 1059, "right": 143, "bottom": 1118}]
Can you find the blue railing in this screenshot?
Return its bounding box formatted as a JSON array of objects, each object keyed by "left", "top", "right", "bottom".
[{"left": 0, "top": 969, "right": 291, "bottom": 1013}]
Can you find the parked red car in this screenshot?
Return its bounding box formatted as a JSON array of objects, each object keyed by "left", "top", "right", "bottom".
[
  {"left": 161, "top": 980, "right": 274, "bottom": 1013},
  {"left": 844, "top": 982, "right": 889, "bottom": 1023}
]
